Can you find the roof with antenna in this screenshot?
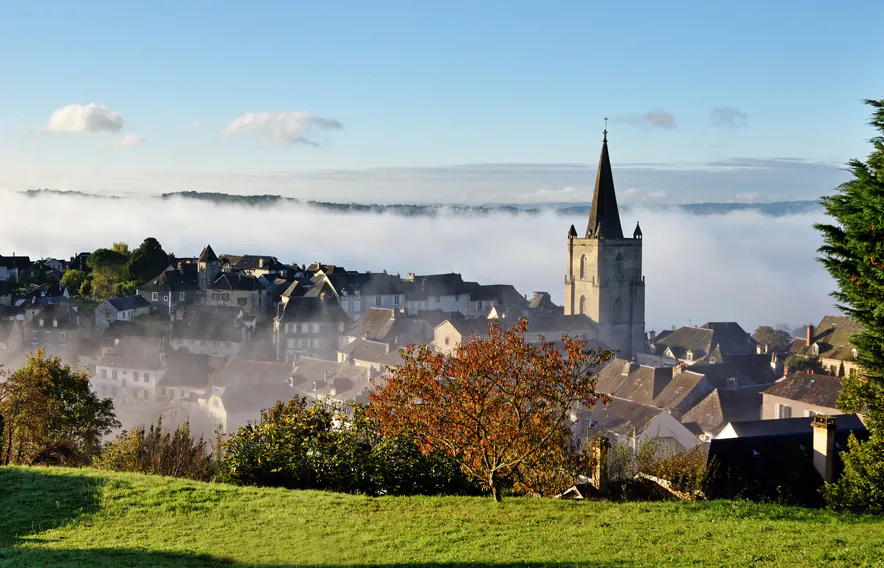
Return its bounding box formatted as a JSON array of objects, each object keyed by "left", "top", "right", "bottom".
[{"left": 585, "top": 128, "right": 624, "bottom": 239}]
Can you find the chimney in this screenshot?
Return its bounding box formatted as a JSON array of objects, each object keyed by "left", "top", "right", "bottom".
[
  {"left": 590, "top": 436, "right": 610, "bottom": 490},
  {"left": 812, "top": 415, "right": 837, "bottom": 483},
  {"left": 258, "top": 258, "right": 264, "bottom": 268},
  {"left": 756, "top": 344, "right": 763, "bottom": 355},
  {"left": 806, "top": 323, "right": 814, "bottom": 346}
]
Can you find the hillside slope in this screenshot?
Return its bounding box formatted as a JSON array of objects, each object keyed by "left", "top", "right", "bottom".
[{"left": 1, "top": 466, "right": 882, "bottom": 567}]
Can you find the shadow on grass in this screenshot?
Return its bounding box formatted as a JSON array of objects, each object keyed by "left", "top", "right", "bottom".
[
  {"left": 0, "top": 548, "right": 632, "bottom": 568},
  {"left": 0, "top": 466, "right": 105, "bottom": 547}
]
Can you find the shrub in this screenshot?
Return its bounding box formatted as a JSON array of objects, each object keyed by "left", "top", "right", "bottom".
[
  {"left": 95, "top": 420, "right": 216, "bottom": 482},
  {"left": 823, "top": 434, "right": 884, "bottom": 514}
]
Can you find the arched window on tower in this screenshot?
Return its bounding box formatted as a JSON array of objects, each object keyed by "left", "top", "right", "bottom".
[
  {"left": 579, "top": 296, "right": 586, "bottom": 315},
  {"left": 579, "top": 255, "right": 586, "bottom": 279}
]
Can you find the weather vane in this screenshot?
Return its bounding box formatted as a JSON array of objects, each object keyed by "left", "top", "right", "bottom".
[{"left": 604, "top": 117, "right": 608, "bottom": 140}]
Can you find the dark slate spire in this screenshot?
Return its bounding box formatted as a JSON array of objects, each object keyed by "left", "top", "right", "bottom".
[
  {"left": 198, "top": 244, "right": 218, "bottom": 263},
  {"left": 585, "top": 130, "right": 623, "bottom": 239}
]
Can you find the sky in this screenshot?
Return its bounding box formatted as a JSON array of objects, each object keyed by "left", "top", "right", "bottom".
[{"left": 0, "top": 0, "right": 882, "bottom": 203}]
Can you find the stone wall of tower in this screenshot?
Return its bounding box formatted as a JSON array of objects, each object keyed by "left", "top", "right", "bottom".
[
  {"left": 565, "top": 236, "right": 645, "bottom": 357},
  {"left": 198, "top": 261, "right": 219, "bottom": 290}
]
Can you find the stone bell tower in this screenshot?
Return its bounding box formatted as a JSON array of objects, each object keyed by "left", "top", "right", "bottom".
[{"left": 564, "top": 130, "right": 646, "bottom": 357}]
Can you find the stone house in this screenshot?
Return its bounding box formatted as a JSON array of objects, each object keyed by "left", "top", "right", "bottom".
[
  {"left": 681, "top": 385, "right": 765, "bottom": 440},
  {"left": 337, "top": 338, "right": 403, "bottom": 372},
  {"left": 789, "top": 316, "right": 862, "bottom": 377},
  {"left": 92, "top": 336, "right": 167, "bottom": 404},
  {"left": 290, "top": 356, "right": 373, "bottom": 404},
  {"left": 24, "top": 304, "right": 82, "bottom": 362},
  {"left": 655, "top": 322, "right": 757, "bottom": 365},
  {"left": 137, "top": 267, "right": 200, "bottom": 313},
  {"left": 404, "top": 273, "right": 473, "bottom": 315},
  {"left": 94, "top": 295, "right": 152, "bottom": 329},
  {"left": 432, "top": 314, "right": 597, "bottom": 355},
  {"left": 273, "top": 294, "right": 350, "bottom": 362},
  {"left": 206, "top": 272, "right": 268, "bottom": 320},
  {"left": 761, "top": 371, "right": 841, "bottom": 419},
  {"left": 579, "top": 397, "right": 699, "bottom": 453}
]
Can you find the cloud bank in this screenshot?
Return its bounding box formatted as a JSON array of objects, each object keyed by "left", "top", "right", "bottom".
[
  {"left": 222, "top": 111, "right": 343, "bottom": 146},
  {"left": 1, "top": 190, "right": 836, "bottom": 334},
  {"left": 44, "top": 103, "right": 124, "bottom": 134},
  {"left": 615, "top": 110, "right": 677, "bottom": 130}
]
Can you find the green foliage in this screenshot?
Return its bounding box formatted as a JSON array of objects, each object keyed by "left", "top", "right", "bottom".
[
  {"left": 94, "top": 420, "right": 216, "bottom": 482},
  {"left": 115, "top": 281, "right": 138, "bottom": 297},
  {"left": 216, "top": 397, "right": 476, "bottom": 495},
  {"left": 78, "top": 279, "right": 92, "bottom": 298},
  {"left": 60, "top": 269, "right": 86, "bottom": 294},
  {"left": 823, "top": 434, "right": 884, "bottom": 514},
  {"left": 86, "top": 248, "right": 129, "bottom": 301},
  {"left": 0, "top": 350, "right": 119, "bottom": 466},
  {"left": 606, "top": 436, "right": 710, "bottom": 500},
  {"left": 816, "top": 99, "right": 884, "bottom": 513},
  {"left": 122, "top": 237, "right": 168, "bottom": 285},
  {"left": 783, "top": 354, "right": 821, "bottom": 373},
  {"left": 752, "top": 325, "right": 793, "bottom": 352}
]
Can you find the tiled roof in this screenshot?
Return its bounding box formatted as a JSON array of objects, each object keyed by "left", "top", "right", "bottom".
[
  {"left": 794, "top": 316, "right": 863, "bottom": 361},
  {"left": 277, "top": 295, "right": 350, "bottom": 324},
  {"left": 762, "top": 371, "right": 841, "bottom": 409},
  {"left": 97, "top": 336, "right": 164, "bottom": 370},
  {"left": 106, "top": 295, "right": 151, "bottom": 311},
  {"left": 139, "top": 269, "right": 199, "bottom": 292},
  {"left": 682, "top": 386, "right": 765, "bottom": 436}
]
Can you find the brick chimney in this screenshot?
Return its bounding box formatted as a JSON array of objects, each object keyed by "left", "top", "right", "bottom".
[
  {"left": 812, "top": 415, "right": 837, "bottom": 483},
  {"left": 806, "top": 322, "right": 814, "bottom": 346}
]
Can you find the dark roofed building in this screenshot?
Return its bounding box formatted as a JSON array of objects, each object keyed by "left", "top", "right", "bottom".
[
  {"left": 274, "top": 295, "right": 350, "bottom": 362},
  {"left": 95, "top": 295, "right": 152, "bottom": 328},
  {"left": 656, "top": 322, "right": 756, "bottom": 365},
  {"left": 579, "top": 397, "right": 698, "bottom": 452},
  {"left": 203, "top": 359, "right": 296, "bottom": 432},
  {"left": 137, "top": 268, "right": 200, "bottom": 313},
  {"left": 761, "top": 371, "right": 841, "bottom": 419},
  {"left": 681, "top": 385, "right": 765, "bottom": 439},
  {"left": 790, "top": 316, "right": 862, "bottom": 377}
]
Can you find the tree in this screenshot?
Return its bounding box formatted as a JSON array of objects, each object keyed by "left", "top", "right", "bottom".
[
  {"left": 369, "top": 318, "right": 612, "bottom": 501},
  {"left": 816, "top": 99, "right": 884, "bottom": 511},
  {"left": 60, "top": 269, "right": 87, "bottom": 294},
  {"left": 0, "top": 350, "right": 119, "bottom": 465},
  {"left": 783, "top": 354, "right": 821, "bottom": 373},
  {"left": 86, "top": 248, "right": 129, "bottom": 301},
  {"left": 752, "top": 326, "right": 794, "bottom": 352},
  {"left": 122, "top": 237, "right": 168, "bottom": 285}
]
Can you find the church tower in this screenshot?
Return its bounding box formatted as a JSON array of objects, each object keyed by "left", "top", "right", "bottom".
[
  {"left": 197, "top": 244, "right": 220, "bottom": 290},
  {"left": 564, "top": 130, "right": 645, "bottom": 357}
]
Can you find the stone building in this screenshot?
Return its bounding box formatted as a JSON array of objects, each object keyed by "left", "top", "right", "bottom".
[{"left": 564, "top": 130, "right": 645, "bottom": 358}]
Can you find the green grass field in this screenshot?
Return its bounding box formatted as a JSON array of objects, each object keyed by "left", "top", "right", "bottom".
[{"left": 1, "top": 466, "right": 883, "bottom": 568}]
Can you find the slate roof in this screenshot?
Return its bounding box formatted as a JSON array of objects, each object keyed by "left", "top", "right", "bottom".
[
  {"left": 526, "top": 314, "right": 596, "bottom": 333},
  {"left": 762, "top": 371, "right": 841, "bottom": 409},
  {"left": 404, "top": 273, "right": 471, "bottom": 299},
  {"left": 652, "top": 370, "right": 712, "bottom": 414},
  {"left": 106, "top": 295, "right": 151, "bottom": 311},
  {"left": 0, "top": 255, "right": 32, "bottom": 270},
  {"left": 686, "top": 356, "right": 777, "bottom": 389},
  {"left": 233, "top": 255, "right": 279, "bottom": 271},
  {"left": 276, "top": 295, "right": 350, "bottom": 324},
  {"left": 585, "top": 397, "right": 663, "bottom": 437},
  {"left": 30, "top": 304, "right": 80, "bottom": 329},
  {"left": 139, "top": 269, "right": 199, "bottom": 292},
  {"left": 97, "top": 336, "right": 164, "bottom": 370},
  {"left": 658, "top": 322, "right": 755, "bottom": 361},
  {"left": 210, "top": 359, "right": 295, "bottom": 414},
  {"left": 792, "top": 316, "right": 862, "bottom": 361},
  {"left": 339, "top": 338, "right": 404, "bottom": 368},
  {"left": 706, "top": 415, "right": 869, "bottom": 506},
  {"left": 172, "top": 313, "right": 245, "bottom": 343},
  {"left": 596, "top": 359, "right": 672, "bottom": 405},
  {"left": 681, "top": 386, "right": 765, "bottom": 436},
  {"left": 197, "top": 245, "right": 218, "bottom": 263},
  {"left": 290, "top": 356, "right": 373, "bottom": 402},
  {"left": 585, "top": 134, "right": 623, "bottom": 239},
  {"left": 324, "top": 272, "right": 406, "bottom": 297},
  {"left": 209, "top": 272, "right": 262, "bottom": 291}
]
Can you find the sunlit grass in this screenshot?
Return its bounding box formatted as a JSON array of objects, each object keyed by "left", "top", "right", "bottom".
[{"left": 1, "top": 466, "right": 882, "bottom": 567}]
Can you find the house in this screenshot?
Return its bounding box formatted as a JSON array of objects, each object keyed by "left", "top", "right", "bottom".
[
  {"left": 273, "top": 294, "right": 350, "bottom": 362},
  {"left": 465, "top": 284, "right": 530, "bottom": 317},
  {"left": 655, "top": 322, "right": 757, "bottom": 365},
  {"left": 433, "top": 314, "right": 597, "bottom": 355},
  {"left": 24, "top": 304, "right": 82, "bottom": 362},
  {"left": 137, "top": 267, "right": 199, "bottom": 313},
  {"left": 313, "top": 271, "right": 407, "bottom": 320},
  {"left": 68, "top": 252, "right": 91, "bottom": 273},
  {"left": 233, "top": 255, "right": 294, "bottom": 279},
  {"left": 337, "top": 338, "right": 404, "bottom": 372},
  {"left": 290, "top": 356, "right": 373, "bottom": 404},
  {"left": 707, "top": 414, "right": 868, "bottom": 505},
  {"left": 761, "top": 371, "right": 841, "bottom": 419},
  {"left": 94, "top": 296, "right": 152, "bottom": 329},
  {"left": 341, "top": 307, "right": 432, "bottom": 348},
  {"left": 200, "top": 359, "right": 295, "bottom": 433},
  {"left": 579, "top": 397, "right": 699, "bottom": 453},
  {"left": 0, "top": 320, "right": 26, "bottom": 361},
  {"left": 404, "top": 273, "right": 474, "bottom": 315},
  {"left": 789, "top": 316, "right": 862, "bottom": 377},
  {"left": 0, "top": 255, "right": 36, "bottom": 282},
  {"left": 92, "top": 336, "right": 167, "bottom": 403},
  {"left": 206, "top": 272, "right": 268, "bottom": 320},
  {"left": 42, "top": 258, "right": 66, "bottom": 273},
  {"left": 596, "top": 359, "right": 673, "bottom": 406},
  {"left": 171, "top": 311, "right": 253, "bottom": 358},
  {"left": 681, "top": 385, "right": 766, "bottom": 440}
]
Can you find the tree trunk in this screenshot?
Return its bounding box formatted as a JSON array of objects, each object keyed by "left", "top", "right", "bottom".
[{"left": 489, "top": 473, "right": 502, "bottom": 502}]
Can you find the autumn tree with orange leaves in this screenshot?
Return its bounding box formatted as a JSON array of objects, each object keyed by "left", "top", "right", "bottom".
[{"left": 369, "top": 318, "right": 612, "bottom": 501}]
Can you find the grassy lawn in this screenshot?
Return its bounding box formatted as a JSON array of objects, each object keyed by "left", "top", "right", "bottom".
[{"left": 1, "top": 466, "right": 883, "bottom": 567}]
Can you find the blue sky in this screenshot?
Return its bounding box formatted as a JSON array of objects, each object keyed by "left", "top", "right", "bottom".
[{"left": 0, "top": 0, "right": 881, "bottom": 202}]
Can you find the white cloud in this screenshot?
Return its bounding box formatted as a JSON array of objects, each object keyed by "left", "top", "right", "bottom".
[
  {"left": 115, "top": 134, "right": 144, "bottom": 149},
  {"left": 44, "top": 103, "right": 124, "bottom": 134},
  {"left": 646, "top": 190, "right": 667, "bottom": 199},
  {"left": 222, "top": 111, "right": 343, "bottom": 146}
]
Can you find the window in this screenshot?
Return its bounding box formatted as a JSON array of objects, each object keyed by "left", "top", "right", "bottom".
[
  {"left": 287, "top": 338, "right": 295, "bottom": 349},
  {"left": 301, "top": 323, "right": 309, "bottom": 333},
  {"left": 144, "top": 373, "right": 150, "bottom": 381},
  {"left": 312, "top": 338, "right": 320, "bottom": 348},
  {"left": 222, "top": 293, "right": 230, "bottom": 301},
  {"left": 686, "top": 351, "right": 693, "bottom": 362},
  {"left": 105, "top": 311, "right": 112, "bottom": 320},
  {"left": 134, "top": 372, "right": 139, "bottom": 381},
  {"left": 393, "top": 295, "right": 401, "bottom": 306},
  {"left": 375, "top": 296, "right": 382, "bottom": 307},
  {"left": 312, "top": 323, "right": 320, "bottom": 333},
  {"left": 44, "top": 331, "right": 51, "bottom": 340},
  {"left": 212, "top": 293, "right": 220, "bottom": 301},
  {"left": 709, "top": 357, "right": 716, "bottom": 364},
  {"left": 805, "top": 409, "right": 818, "bottom": 417},
  {"left": 444, "top": 337, "right": 450, "bottom": 345},
  {"left": 31, "top": 332, "right": 38, "bottom": 340},
  {"left": 237, "top": 297, "right": 247, "bottom": 306},
  {"left": 579, "top": 296, "right": 586, "bottom": 315},
  {"left": 101, "top": 369, "right": 107, "bottom": 379},
  {"left": 776, "top": 403, "right": 792, "bottom": 419},
  {"left": 112, "top": 370, "right": 118, "bottom": 380},
  {"left": 163, "top": 295, "right": 168, "bottom": 301},
  {"left": 812, "top": 343, "right": 820, "bottom": 356},
  {"left": 342, "top": 300, "right": 349, "bottom": 311},
  {"left": 297, "top": 338, "right": 304, "bottom": 348},
  {"left": 152, "top": 292, "right": 158, "bottom": 301},
  {"left": 202, "top": 340, "right": 208, "bottom": 346},
  {"left": 58, "top": 332, "right": 66, "bottom": 341},
  {"left": 579, "top": 255, "right": 587, "bottom": 279},
  {"left": 477, "top": 301, "right": 484, "bottom": 310},
  {"left": 179, "top": 292, "right": 186, "bottom": 301},
  {"left": 214, "top": 340, "right": 220, "bottom": 347}
]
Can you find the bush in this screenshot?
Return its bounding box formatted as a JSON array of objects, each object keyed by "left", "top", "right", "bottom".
[
  {"left": 823, "top": 434, "right": 884, "bottom": 514},
  {"left": 605, "top": 436, "right": 710, "bottom": 500},
  {"left": 95, "top": 420, "right": 216, "bottom": 482},
  {"left": 216, "top": 397, "right": 478, "bottom": 495}
]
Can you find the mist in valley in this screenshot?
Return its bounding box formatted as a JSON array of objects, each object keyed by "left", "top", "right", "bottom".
[{"left": 3, "top": 189, "right": 835, "bottom": 335}]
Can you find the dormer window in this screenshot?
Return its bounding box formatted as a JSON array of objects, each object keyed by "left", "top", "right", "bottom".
[
  {"left": 812, "top": 343, "right": 820, "bottom": 356},
  {"left": 686, "top": 350, "right": 693, "bottom": 362},
  {"left": 38, "top": 318, "right": 44, "bottom": 327}
]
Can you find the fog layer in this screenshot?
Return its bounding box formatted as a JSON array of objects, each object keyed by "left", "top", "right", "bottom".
[{"left": 2, "top": 191, "right": 835, "bottom": 332}]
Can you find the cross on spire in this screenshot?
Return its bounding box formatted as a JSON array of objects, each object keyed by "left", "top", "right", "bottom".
[{"left": 603, "top": 117, "right": 608, "bottom": 141}]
